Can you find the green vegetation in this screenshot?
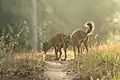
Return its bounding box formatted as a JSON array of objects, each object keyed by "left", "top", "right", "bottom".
[
  {"left": 0, "top": 23, "right": 30, "bottom": 53},
  {"left": 0, "top": 0, "right": 120, "bottom": 53}
]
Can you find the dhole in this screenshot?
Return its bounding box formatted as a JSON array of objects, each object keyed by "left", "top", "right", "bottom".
[
  {"left": 42, "top": 33, "right": 69, "bottom": 60},
  {"left": 68, "top": 21, "right": 95, "bottom": 58}
]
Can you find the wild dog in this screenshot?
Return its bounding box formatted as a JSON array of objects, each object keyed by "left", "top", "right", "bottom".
[
  {"left": 68, "top": 21, "right": 95, "bottom": 58},
  {"left": 42, "top": 33, "right": 69, "bottom": 60}
]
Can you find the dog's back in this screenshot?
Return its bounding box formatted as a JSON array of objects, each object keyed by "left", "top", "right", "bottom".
[
  {"left": 49, "top": 33, "right": 68, "bottom": 47},
  {"left": 70, "top": 29, "right": 88, "bottom": 46}
]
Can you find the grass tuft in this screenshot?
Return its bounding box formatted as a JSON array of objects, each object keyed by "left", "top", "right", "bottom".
[
  {"left": 0, "top": 52, "right": 46, "bottom": 80},
  {"left": 70, "top": 51, "right": 120, "bottom": 80}
]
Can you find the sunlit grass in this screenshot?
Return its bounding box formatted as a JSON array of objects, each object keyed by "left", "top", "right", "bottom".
[
  {"left": 66, "top": 44, "right": 120, "bottom": 80},
  {"left": 70, "top": 52, "right": 120, "bottom": 80},
  {"left": 14, "top": 52, "right": 43, "bottom": 60},
  {"left": 0, "top": 43, "right": 119, "bottom": 80},
  {"left": 0, "top": 52, "right": 46, "bottom": 80},
  {"left": 90, "top": 44, "right": 120, "bottom": 53},
  {"left": 34, "top": 44, "right": 120, "bottom": 61},
  {"left": 12, "top": 43, "right": 120, "bottom": 61}
]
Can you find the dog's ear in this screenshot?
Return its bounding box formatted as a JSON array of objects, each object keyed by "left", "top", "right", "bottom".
[
  {"left": 42, "top": 41, "right": 48, "bottom": 45},
  {"left": 42, "top": 42, "right": 45, "bottom": 45},
  {"left": 45, "top": 41, "right": 48, "bottom": 43},
  {"left": 67, "top": 35, "right": 70, "bottom": 39}
]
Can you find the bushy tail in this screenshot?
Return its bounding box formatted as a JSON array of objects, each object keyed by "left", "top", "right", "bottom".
[{"left": 84, "top": 21, "right": 95, "bottom": 35}]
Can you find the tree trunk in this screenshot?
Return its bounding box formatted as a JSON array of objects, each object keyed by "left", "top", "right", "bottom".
[
  {"left": 28, "top": 0, "right": 38, "bottom": 52},
  {"left": 0, "top": 0, "right": 2, "bottom": 27}
]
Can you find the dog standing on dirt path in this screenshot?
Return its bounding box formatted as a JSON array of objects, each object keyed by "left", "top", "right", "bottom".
[
  {"left": 42, "top": 33, "right": 69, "bottom": 61},
  {"left": 68, "top": 21, "right": 95, "bottom": 58}
]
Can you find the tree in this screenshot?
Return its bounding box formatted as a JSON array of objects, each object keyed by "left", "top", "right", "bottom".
[
  {"left": 27, "top": 0, "right": 38, "bottom": 51},
  {"left": 0, "top": 0, "right": 40, "bottom": 52}
]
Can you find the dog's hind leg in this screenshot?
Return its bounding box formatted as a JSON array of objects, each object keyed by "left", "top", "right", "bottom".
[
  {"left": 58, "top": 47, "right": 62, "bottom": 60},
  {"left": 54, "top": 47, "right": 59, "bottom": 60},
  {"left": 63, "top": 46, "right": 67, "bottom": 61},
  {"left": 84, "top": 39, "right": 88, "bottom": 52},
  {"left": 77, "top": 46, "right": 80, "bottom": 56},
  {"left": 73, "top": 46, "right": 76, "bottom": 58}
]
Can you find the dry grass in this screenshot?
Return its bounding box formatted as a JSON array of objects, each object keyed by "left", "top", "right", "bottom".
[
  {"left": 0, "top": 52, "right": 46, "bottom": 80},
  {"left": 0, "top": 43, "right": 120, "bottom": 80},
  {"left": 14, "top": 52, "right": 43, "bottom": 60},
  {"left": 66, "top": 44, "right": 120, "bottom": 80},
  {"left": 89, "top": 44, "right": 120, "bottom": 53},
  {"left": 42, "top": 44, "right": 120, "bottom": 60},
  {"left": 28, "top": 44, "right": 120, "bottom": 61}
]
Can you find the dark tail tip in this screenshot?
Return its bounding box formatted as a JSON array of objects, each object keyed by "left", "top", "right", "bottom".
[{"left": 84, "top": 21, "right": 95, "bottom": 35}]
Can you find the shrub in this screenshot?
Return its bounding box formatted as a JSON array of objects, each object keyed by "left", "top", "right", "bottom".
[
  {"left": 0, "top": 52, "right": 46, "bottom": 80},
  {"left": 70, "top": 52, "right": 120, "bottom": 80}
]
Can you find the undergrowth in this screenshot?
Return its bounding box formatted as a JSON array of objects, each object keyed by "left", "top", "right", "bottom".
[
  {"left": 70, "top": 52, "right": 120, "bottom": 80},
  {"left": 0, "top": 52, "right": 46, "bottom": 80}
]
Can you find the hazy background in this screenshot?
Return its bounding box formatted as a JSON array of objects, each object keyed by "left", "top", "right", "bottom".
[{"left": 0, "top": 0, "right": 120, "bottom": 52}]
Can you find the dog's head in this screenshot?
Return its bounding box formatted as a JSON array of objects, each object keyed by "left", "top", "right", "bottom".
[{"left": 42, "top": 41, "right": 51, "bottom": 54}]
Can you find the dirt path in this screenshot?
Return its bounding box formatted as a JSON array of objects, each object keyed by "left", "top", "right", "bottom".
[{"left": 45, "top": 60, "right": 72, "bottom": 80}]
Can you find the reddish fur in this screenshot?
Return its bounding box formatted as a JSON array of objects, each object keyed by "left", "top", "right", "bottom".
[
  {"left": 69, "top": 21, "right": 95, "bottom": 58},
  {"left": 42, "top": 33, "right": 69, "bottom": 60}
]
